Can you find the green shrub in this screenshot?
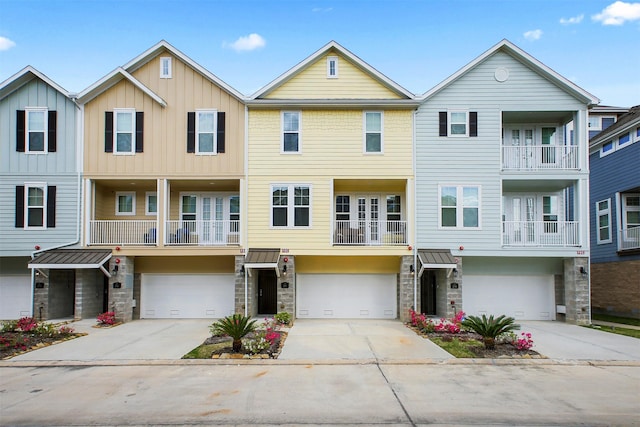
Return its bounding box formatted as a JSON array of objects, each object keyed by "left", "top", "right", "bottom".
[
  {"left": 0, "top": 320, "right": 18, "bottom": 333},
  {"left": 210, "top": 314, "right": 257, "bottom": 352},
  {"left": 461, "top": 314, "right": 519, "bottom": 349},
  {"left": 274, "top": 312, "right": 291, "bottom": 325}
]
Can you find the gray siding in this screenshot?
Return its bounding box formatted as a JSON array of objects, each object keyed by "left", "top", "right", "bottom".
[{"left": 416, "top": 50, "right": 586, "bottom": 254}]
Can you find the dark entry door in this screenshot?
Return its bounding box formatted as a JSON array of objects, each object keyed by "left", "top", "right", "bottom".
[
  {"left": 258, "top": 270, "right": 277, "bottom": 314},
  {"left": 103, "top": 275, "right": 110, "bottom": 313},
  {"left": 420, "top": 270, "right": 437, "bottom": 316}
]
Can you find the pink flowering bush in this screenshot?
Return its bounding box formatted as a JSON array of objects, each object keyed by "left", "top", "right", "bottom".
[
  {"left": 96, "top": 311, "right": 116, "bottom": 326},
  {"left": 17, "top": 317, "right": 38, "bottom": 332},
  {"left": 409, "top": 310, "right": 466, "bottom": 334},
  {"left": 514, "top": 332, "right": 534, "bottom": 351}
]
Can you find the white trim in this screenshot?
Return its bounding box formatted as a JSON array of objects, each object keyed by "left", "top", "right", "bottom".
[
  {"left": 596, "top": 198, "right": 612, "bottom": 244},
  {"left": 24, "top": 108, "right": 48, "bottom": 154},
  {"left": 195, "top": 109, "right": 218, "bottom": 155},
  {"left": 113, "top": 108, "right": 136, "bottom": 154},
  {"left": 327, "top": 55, "right": 339, "bottom": 78},
  {"left": 24, "top": 183, "right": 47, "bottom": 229},
  {"left": 363, "top": 111, "right": 384, "bottom": 153},
  {"left": 270, "top": 183, "right": 312, "bottom": 228},
  {"left": 115, "top": 191, "right": 136, "bottom": 216},
  {"left": 78, "top": 67, "right": 167, "bottom": 107},
  {"left": 145, "top": 192, "right": 158, "bottom": 216},
  {"left": 438, "top": 184, "right": 481, "bottom": 229},
  {"left": 281, "top": 111, "right": 301, "bottom": 154},
  {"left": 160, "top": 57, "right": 172, "bottom": 79},
  {"left": 448, "top": 110, "right": 468, "bottom": 137},
  {"left": 0, "top": 66, "right": 70, "bottom": 100}
]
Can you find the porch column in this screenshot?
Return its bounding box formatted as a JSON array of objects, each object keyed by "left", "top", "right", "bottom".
[
  {"left": 399, "top": 255, "right": 414, "bottom": 322},
  {"left": 564, "top": 257, "right": 590, "bottom": 325},
  {"left": 446, "top": 257, "right": 463, "bottom": 319},
  {"left": 278, "top": 255, "right": 296, "bottom": 318},
  {"left": 234, "top": 255, "right": 246, "bottom": 315},
  {"left": 108, "top": 255, "right": 135, "bottom": 323},
  {"left": 33, "top": 271, "right": 50, "bottom": 321}
]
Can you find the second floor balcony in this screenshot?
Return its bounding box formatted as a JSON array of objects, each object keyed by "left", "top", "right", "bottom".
[
  {"left": 502, "top": 220, "right": 580, "bottom": 247},
  {"left": 333, "top": 220, "right": 407, "bottom": 246},
  {"left": 619, "top": 227, "right": 640, "bottom": 251},
  {"left": 502, "top": 145, "right": 579, "bottom": 170}
]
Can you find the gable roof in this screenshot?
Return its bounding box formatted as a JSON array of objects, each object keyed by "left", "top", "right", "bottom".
[
  {"left": 248, "top": 40, "right": 418, "bottom": 105},
  {"left": 420, "top": 39, "right": 600, "bottom": 106},
  {"left": 77, "top": 40, "right": 244, "bottom": 105},
  {"left": 590, "top": 105, "right": 640, "bottom": 150},
  {"left": 0, "top": 66, "right": 71, "bottom": 101}
]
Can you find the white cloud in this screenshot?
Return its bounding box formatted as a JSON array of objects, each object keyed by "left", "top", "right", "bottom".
[
  {"left": 0, "top": 36, "right": 16, "bottom": 51},
  {"left": 560, "top": 14, "right": 584, "bottom": 25},
  {"left": 593, "top": 1, "right": 640, "bottom": 25},
  {"left": 312, "top": 7, "right": 333, "bottom": 13},
  {"left": 523, "top": 29, "right": 543, "bottom": 41},
  {"left": 223, "top": 33, "right": 266, "bottom": 52}
]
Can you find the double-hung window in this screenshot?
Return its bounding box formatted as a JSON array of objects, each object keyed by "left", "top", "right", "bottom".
[
  {"left": 25, "top": 184, "right": 46, "bottom": 228},
  {"left": 282, "top": 112, "right": 300, "bottom": 153},
  {"left": 439, "top": 111, "right": 478, "bottom": 137},
  {"left": 596, "top": 199, "right": 612, "bottom": 244},
  {"left": 114, "top": 109, "right": 135, "bottom": 154},
  {"left": 364, "top": 112, "right": 383, "bottom": 153},
  {"left": 196, "top": 110, "right": 217, "bottom": 154},
  {"left": 116, "top": 192, "right": 136, "bottom": 216},
  {"left": 439, "top": 185, "right": 480, "bottom": 228},
  {"left": 450, "top": 112, "right": 468, "bottom": 136},
  {"left": 26, "top": 108, "right": 47, "bottom": 153},
  {"left": 271, "top": 184, "right": 311, "bottom": 227},
  {"left": 622, "top": 194, "right": 640, "bottom": 237}
]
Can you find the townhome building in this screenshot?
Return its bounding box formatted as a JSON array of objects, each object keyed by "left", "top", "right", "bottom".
[
  {"left": 414, "top": 40, "right": 599, "bottom": 325},
  {"left": 243, "top": 41, "right": 420, "bottom": 321},
  {"left": 589, "top": 105, "right": 640, "bottom": 319},
  {"left": 29, "top": 41, "right": 247, "bottom": 322},
  {"left": 0, "top": 67, "right": 81, "bottom": 320}
]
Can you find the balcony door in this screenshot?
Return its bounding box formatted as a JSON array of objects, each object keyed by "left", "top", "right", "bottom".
[
  {"left": 503, "top": 194, "right": 562, "bottom": 245},
  {"left": 504, "top": 127, "right": 534, "bottom": 169},
  {"left": 180, "top": 193, "right": 239, "bottom": 245},
  {"left": 358, "top": 196, "right": 380, "bottom": 244}
]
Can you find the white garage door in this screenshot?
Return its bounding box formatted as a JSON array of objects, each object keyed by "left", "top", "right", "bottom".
[
  {"left": 141, "top": 274, "right": 234, "bottom": 319},
  {"left": 0, "top": 275, "right": 32, "bottom": 320},
  {"left": 462, "top": 275, "right": 554, "bottom": 320},
  {"left": 297, "top": 274, "right": 396, "bottom": 319}
]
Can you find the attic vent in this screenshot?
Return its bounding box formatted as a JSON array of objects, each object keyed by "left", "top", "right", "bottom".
[{"left": 494, "top": 67, "right": 509, "bottom": 83}]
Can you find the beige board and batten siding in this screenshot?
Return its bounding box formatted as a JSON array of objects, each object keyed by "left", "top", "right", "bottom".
[{"left": 84, "top": 51, "right": 245, "bottom": 178}]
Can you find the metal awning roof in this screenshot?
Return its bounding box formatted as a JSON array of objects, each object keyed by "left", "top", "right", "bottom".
[
  {"left": 244, "top": 248, "right": 281, "bottom": 277},
  {"left": 28, "top": 249, "right": 113, "bottom": 277},
  {"left": 417, "top": 249, "right": 457, "bottom": 278}
]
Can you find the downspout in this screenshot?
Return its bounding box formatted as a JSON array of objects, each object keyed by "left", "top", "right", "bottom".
[
  {"left": 244, "top": 104, "right": 249, "bottom": 317},
  {"left": 412, "top": 108, "right": 418, "bottom": 312}
]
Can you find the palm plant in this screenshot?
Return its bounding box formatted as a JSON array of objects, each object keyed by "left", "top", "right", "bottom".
[
  {"left": 461, "top": 314, "right": 519, "bottom": 349},
  {"left": 210, "top": 314, "right": 257, "bottom": 353}
]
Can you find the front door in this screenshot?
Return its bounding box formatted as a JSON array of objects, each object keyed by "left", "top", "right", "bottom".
[
  {"left": 358, "top": 196, "right": 380, "bottom": 244},
  {"left": 420, "top": 270, "right": 437, "bottom": 316},
  {"left": 258, "top": 270, "right": 277, "bottom": 314}
]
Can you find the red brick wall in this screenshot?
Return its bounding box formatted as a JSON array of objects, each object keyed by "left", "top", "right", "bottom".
[{"left": 591, "top": 260, "right": 640, "bottom": 319}]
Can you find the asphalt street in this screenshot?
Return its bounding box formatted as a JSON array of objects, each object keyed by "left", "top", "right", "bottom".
[{"left": 1, "top": 362, "right": 638, "bottom": 426}]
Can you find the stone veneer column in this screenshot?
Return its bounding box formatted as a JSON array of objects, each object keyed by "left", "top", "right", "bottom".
[
  {"left": 564, "top": 257, "right": 590, "bottom": 325},
  {"left": 33, "top": 271, "right": 50, "bottom": 321},
  {"left": 445, "top": 257, "right": 463, "bottom": 319},
  {"left": 278, "top": 256, "right": 295, "bottom": 318},
  {"left": 399, "top": 255, "right": 415, "bottom": 322},
  {"left": 234, "top": 255, "right": 247, "bottom": 315},
  {"left": 109, "top": 256, "right": 134, "bottom": 323}
]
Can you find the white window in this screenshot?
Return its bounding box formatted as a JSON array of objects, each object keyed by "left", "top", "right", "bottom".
[
  {"left": 114, "top": 109, "right": 135, "bottom": 154},
  {"left": 282, "top": 111, "right": 301, "bottom": 153},
  {"left": 116, "top": 192, "right": 136, "bottom": 216},
  {"left": 26, "top": 108, "right": 47, "bottom": 153},
  {"left": 271, "top": 184, "right": 311, "bottom": 227},
  {"left": 146, "top": 192, "right": 157, "bottom": 216},
  {"left": 622, "top": 194, "right": 640, "bottom": 233},
  {"left": 439, "top": 185, "right": 480, "bottom": 228},
  {"left": 196, "top": 110, "right": 217, "bottom": 154},
  {"left": 327, "top": 56, "right": 338, "bottom": 78},
  {"left": 589, "top": 115, "right": 616, "bottom": 132},
  {"left": 618, "top": 132, "right": 631, "bottom": 147},
  {"left": 596, "top": 199, "right": 612, "bottom": 244},
  {"left": 449, "top": 111, "right": 468, "bottom": 136},
  {"left": 600, "top": 140, "right": 615, "bottom": 157},
  {"left": 160, "top": 57, "right": 172, "bottom": 78},
  {"left": 25, "top": 184, "right": 46, "bottom": 228},
  {"left": 364, "top": 111, "right": 383, "bottom": 153},
  {"left": 543, "top": 196, "right": 559, "bottom": 233}
]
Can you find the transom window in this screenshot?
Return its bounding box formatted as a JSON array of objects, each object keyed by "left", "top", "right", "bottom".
[
  {"left": 116, "top": 192, "right": 136, "bottom": 216},
  {"left": 271, "top": 184, "right": 311, "bottom": 227},
  {"left": 282, "top": 112, "right": 300, "bottom": 153},
  {"left": 196, "top": 110, "right": 217, "bottom": 154},
  {"left": 114, "top": 109, "right": 135, "bottom": 154},
  {"left": 596, "top": 199, "right": 611, "bottom": 244},
  {"left": 25, "top": 184, "right": 46, "bottom": 228},
  {"left": 364, "top": 112, "right": 383, "bottom": 153},
  {"left": 440, "top": 185, "right": 480, "bottom": 228},
  {"left": 26, "top": 108, "right": 47, "bottom": 153}
]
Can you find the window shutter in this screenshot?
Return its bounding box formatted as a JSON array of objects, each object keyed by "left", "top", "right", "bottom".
[
  {"left": 439, "top": 112, "right": 447, "bottom": 137},
  {"left": 48, "top": 111, "right": 57, "bottom": 152},
  {"left": 15, "top": 186, "right": 25, "bottom": 228},
  {"left": 105, "top": 112, "right": 114, "bottom": 152},
  {"left": 47, "top": 186, "right": 56, "bottom": 228},
  {"left": 469, "top": 112, "right": 478, "bottom": 137},
  {"left": 17, "top": 110, "right": 26, "bottom": 152},
  {"left": 135, "top": 112, "right": 144, "bottom": 152},
  {"left": 217, "top": 112, "right": 225, "bottom": 153},
  {"left": 187, "top": 112, "right": 195, "bottom": 153}
]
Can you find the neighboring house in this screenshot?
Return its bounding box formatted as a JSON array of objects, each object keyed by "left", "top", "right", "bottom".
[
  {"left": 589, "top": 105, "right": 640, "bottom": 319},
  {"left": 244, "top": 41, "right": 420, "bottom": 321},
  {"left": 0, "top": 67, "right": 81, "bottom": 320},
  {"left": 30, "top": 41, "right": 247, "bottom": 322},
  {"left": 415, "top": 40, "right": 599, "bottom": 325}
]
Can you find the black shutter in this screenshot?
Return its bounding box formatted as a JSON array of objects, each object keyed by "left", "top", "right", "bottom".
[
  {"left": 135, "top": 112, "right": 144, "bottom": 152},
  {"left": 469, "top": 112, "right": 478, "bottom": 137},
  {"left": 48, "top": 111, "right": 57, "bottom": 152},
  {"left": 15, "top": 186, "right": 24, "bottom": 228},
  {"left": 17, "top": 110, "right": 26, "bottom": 152},
  {"left": 187, "top": 112, "right": 195, "bottom": 153},
  {"left": 439, "top": 111, "right": 448, "bottom": 137},
  {"left": 217, "top": 112, "right": 225, "bottom": 153},
  {"left": 47, "top": 186, "right": 56, "bottom": 228},
  {"left": 105, "top": 112, "right": 114, "bottom": 152}
]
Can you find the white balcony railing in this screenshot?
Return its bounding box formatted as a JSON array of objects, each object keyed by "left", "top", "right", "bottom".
[
  {"left": 502, "top": 145, "right": 579, "bottom": 170},
  {"left": 89, "top": 220, "right": 158, "bottom": 246},
  {"left": 165, "top": 220, "right": 240, "bottom": 246},
  {"left": 502, "top": 221, "right": 580, "bottom": 247},
  {"left": 619, "top": 227, "right": 640, "bottom": 251},
  {"left": 333, "top": 220, "right": 407, "bottom": 246}
]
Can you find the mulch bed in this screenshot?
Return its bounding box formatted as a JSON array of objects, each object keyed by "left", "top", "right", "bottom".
[
  {"left": 204, "top": 330, "right": 288, "bottom": 359},
  {"left": 0, "top": 332, "right": 85, "bottom": 360}
]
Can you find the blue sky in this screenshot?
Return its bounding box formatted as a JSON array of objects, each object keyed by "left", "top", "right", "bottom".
[{"left": 1, "top": 0, "right": 639, "bottom": 106}]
